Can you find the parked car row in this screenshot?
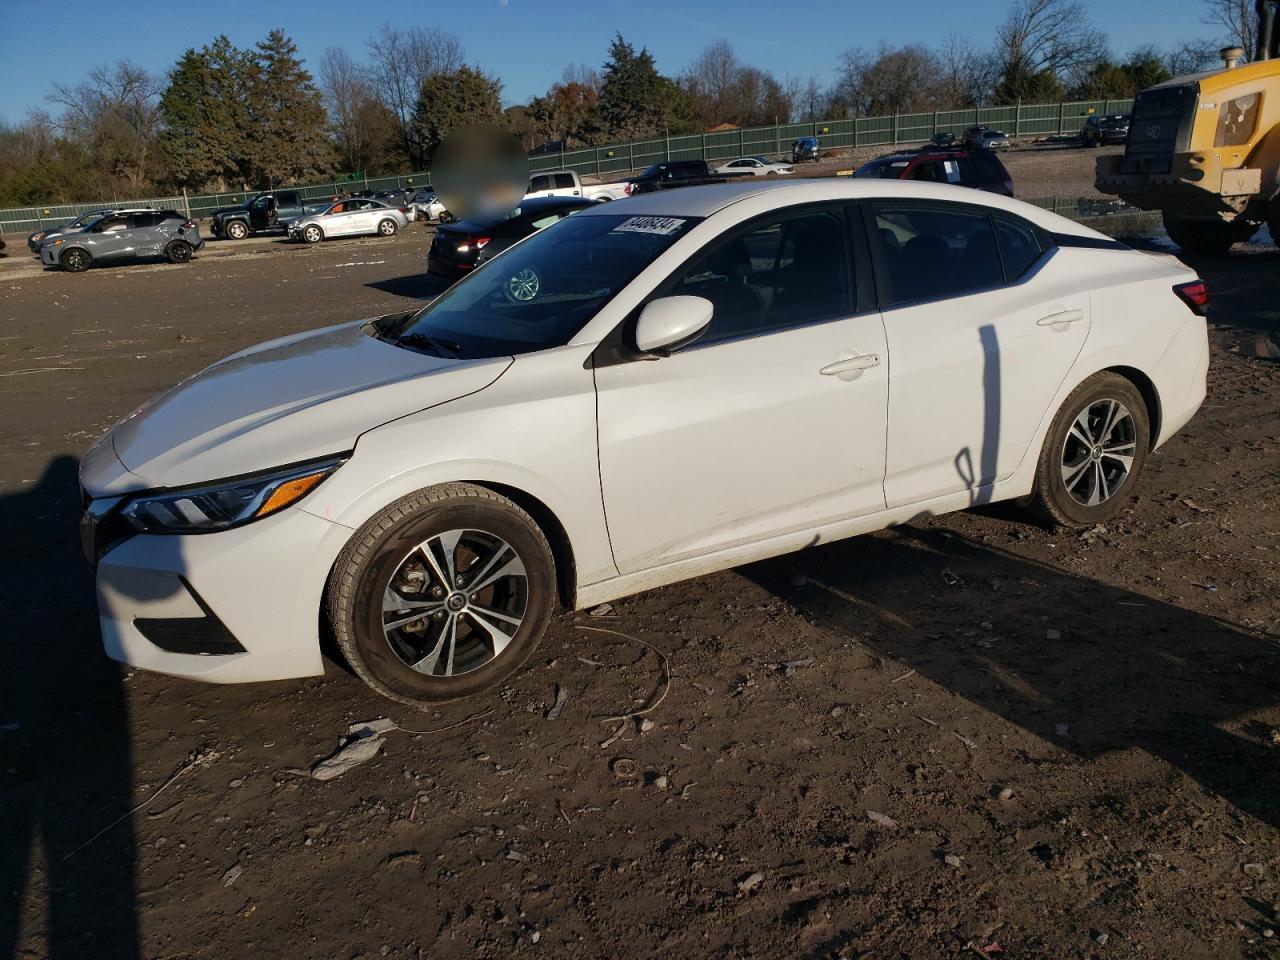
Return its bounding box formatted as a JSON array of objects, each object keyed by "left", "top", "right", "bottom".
[{"left": 854, "top": 146, "right": 1014, "bottom": 196}]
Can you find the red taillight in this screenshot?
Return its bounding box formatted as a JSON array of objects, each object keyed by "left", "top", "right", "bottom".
[
  {"left": 182, "top": 221, "right": 196, "bottom": 230},
  {"left": 624, "top": 183, "right": 634, "bottom": 195},
  {"left": 399, "top": 206, "right": 409, "bottom": 214},
  {"left": 1174, "top": 279, "right": 1208, "bottom": 315}
]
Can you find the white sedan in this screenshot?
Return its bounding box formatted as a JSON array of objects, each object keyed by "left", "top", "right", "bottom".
[
  {"left": 286, "top": 198, "right": 409, "bottom": 243},
  {"left": 715, "top": 156, "right": 795, "bottom": 176},
  {"left": 80, "top": 180, "right": 1208, "bottom": 705}
]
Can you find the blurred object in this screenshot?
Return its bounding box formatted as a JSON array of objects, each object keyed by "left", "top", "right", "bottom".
[{"left": 432, "top": 124, "right": 529, "bottom": 222}]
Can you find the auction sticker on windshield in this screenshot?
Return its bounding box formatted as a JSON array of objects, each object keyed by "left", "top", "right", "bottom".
[{"left": 612, "top": 216, "right": 687, "bottom": 236}]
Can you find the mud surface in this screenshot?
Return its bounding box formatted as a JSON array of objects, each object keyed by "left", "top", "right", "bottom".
[{"left": 1, "top": 221, "right": 1278, "bottom": 960}]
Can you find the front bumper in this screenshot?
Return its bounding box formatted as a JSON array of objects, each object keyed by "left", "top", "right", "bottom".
[
  {"left": 40, "top": 244, "right": 59, "bottom": 266},
  {"left": 88, "top": 503, "right": 350, "bottom": 683}
]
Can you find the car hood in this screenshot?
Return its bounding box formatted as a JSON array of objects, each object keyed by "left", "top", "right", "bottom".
[
  {"left": 82, "top": 318, "right": 512, "bottom": 494},
  {"left": 211, "top": 205, "right": 249, "bottom": 218}
]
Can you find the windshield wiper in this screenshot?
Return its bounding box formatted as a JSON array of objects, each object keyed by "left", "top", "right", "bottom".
[{"left": 396, "top": 331, "right": 463, "bottom": 358}]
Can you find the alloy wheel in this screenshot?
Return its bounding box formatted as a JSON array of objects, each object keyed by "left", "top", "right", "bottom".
[
  {"left": 382, "top": 528, "right": 528, "bottom": 677},
  {"left": 378, "top": 219, "right": 396, "bottom": 235},
  {"left": 1060, "top": 398, "right": 1137, "bottom": 507}
]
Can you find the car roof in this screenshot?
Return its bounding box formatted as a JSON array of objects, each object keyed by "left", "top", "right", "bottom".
[{"left": 574, "top": 178, "right": 1098, "bottom": 237}]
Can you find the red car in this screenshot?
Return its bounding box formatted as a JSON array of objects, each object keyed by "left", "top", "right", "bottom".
[{"left": 854, "top": 148, "right": 1014, "bottom": 196}]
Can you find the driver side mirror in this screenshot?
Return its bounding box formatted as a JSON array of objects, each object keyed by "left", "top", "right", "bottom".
[{"left": 634, "top": 296, "right": 714, "bottom": 357}]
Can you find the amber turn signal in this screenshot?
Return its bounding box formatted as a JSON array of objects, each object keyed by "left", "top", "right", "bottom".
[{"left": 255, "top": 471, "right": 329, "bottom": 517}]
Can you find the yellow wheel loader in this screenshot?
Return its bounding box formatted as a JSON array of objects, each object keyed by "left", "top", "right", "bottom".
[{"left": 1096, "top": 0, "right": 1280, "bottom": 253}]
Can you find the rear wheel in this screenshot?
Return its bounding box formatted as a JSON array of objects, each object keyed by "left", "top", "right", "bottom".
[
  {"left": 327, "top": 483, "right": 557, "bottom": 706},
  {"left": 226, "top": 220, "right": 249, "bottom": 241},
  {"left": 377, "top": 218, "right": 398, "bottom": 236},
  {"left": 1030, "top": 372, "right": 1150, "bottom": 527},
  {"left": 60, "top": 248, "right": 90, "bottom": 272},
  {"left": 166, "top": 240, "right": 193, "bottom": 264},
  {"left": 1268, "top": 200, "right": 1280, "bottom": 248},
  {"left": 302, "top": 224, "right": 323, "bottom": 244}
]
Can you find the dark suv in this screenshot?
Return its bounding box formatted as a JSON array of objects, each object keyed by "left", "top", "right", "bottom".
[
  {"left": 1081, "top": 114, "right": 1130, "bottom": 147},
  {"left": 853, "top": 148, "right": 1013, "bottom": 196},
  {"left": 791, "top": 137, "right": 821, "bottom": 163}
]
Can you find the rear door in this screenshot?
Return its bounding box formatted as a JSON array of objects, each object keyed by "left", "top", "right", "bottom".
[
  {"left": 594, "top": 202, "right": 890, "bottom": 572},
  {"left": 551, "top": 172, "right": 580, "bottom": 197},
  {"left": 869, "top": 200, "right": 1089, "bottom": 508},
  {"left": 131, "top": 212, "right": 170, "bottom": 255}
]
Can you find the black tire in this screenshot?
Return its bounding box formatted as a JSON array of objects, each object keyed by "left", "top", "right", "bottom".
[
  {"left": 226, "top": 220, "right": 249, "bottom": 241},
  {"left": 166, "top": 240, "right": 193, "bottom": 264},
  {"left": 376, "top": 218, "right": 398, "bottom": 237},
  {"left": 60, "top": 248, "right": 91, "bottom": 273},
  {"left": 1029, "top": 372, "right": 1151, "bottom": 527},
  {"left": 327, "top": 483, "right": 557, "bottom": 707},
  {"left": 1162, "top": 213, "right": 1257, "bottom": 255},
  {"left": 302, "top": 224, "right": 323, "bottom": 244},
  {"left": 1268, "top": 200, "right": 1280, "bottom": 249}
]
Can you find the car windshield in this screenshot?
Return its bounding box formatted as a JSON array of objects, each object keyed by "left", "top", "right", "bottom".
[
  {"left": 854, "top": 158, "right": 910, "bottom": 178},
  {"left": 382, "top": 212, "right": 701, "bottom": 358}
]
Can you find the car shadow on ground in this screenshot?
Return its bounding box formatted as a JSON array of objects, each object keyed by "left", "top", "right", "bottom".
[
  {"left": 743, "top": 524, "right": 1280, "bottom": 830},
  {"left": 0, "top": 456, "right": 141, "bottom": 959},
  {"left": 365, "top": 274, "right": 452, "bottom": 302}
]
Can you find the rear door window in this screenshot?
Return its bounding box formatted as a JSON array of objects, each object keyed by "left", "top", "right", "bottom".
[{"left": 871, "top": 202, "right": 1004, "bottom": 305}]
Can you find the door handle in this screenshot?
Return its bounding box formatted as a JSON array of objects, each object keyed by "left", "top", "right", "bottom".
[
  {"left": 1037, "top": 308, "right": 1085, "bottom": 327},
  {"left": 820, "top": 354, "right": 881, "bottom": 380}
]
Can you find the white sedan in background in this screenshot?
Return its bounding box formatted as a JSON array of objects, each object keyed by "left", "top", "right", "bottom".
[
  {"left": 715, "top": 156, "right": 795, "bottom": 176},
  {"left": 286, "top": 197, "right": 409, "bottom": 243},
  {"left": 79, "top": 179, "right": 1208, "bottom": 706}
]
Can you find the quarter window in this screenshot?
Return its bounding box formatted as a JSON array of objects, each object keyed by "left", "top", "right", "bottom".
[
  {"left": 994, "top": 216, "right": 1043, "bottom": 279},
  {"left": 664, "top": 206, "right": 854, "bottom": 346},
  {"left": 873, "top": 203, "right": 1003, "bottom": 304}
]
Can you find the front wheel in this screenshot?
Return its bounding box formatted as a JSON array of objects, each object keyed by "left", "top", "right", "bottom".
[
  {"left": 60, "top": 248, "right": 91, "bottom": 272},
  {"left": 1162, "top": 213, "right": 1256, "bottom": 255},
  {"left": 302, "top": 224, "right": 323, "bottom": 244},
  {"left": 226, "top": 220, "right": 249, "bottom": 240},
  {"left": 1029, "top": 372, "right": 1150, "bottom": 527},
  {"left": 377, "top": 218, "right": 398, "bottom": 236},
  {"left": 327, "top": 483, "right": 557, "bottom": 706}
]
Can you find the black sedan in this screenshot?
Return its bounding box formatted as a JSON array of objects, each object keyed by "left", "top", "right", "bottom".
[{"left": 426, "top": 196, "right": 599, "bottom": 281}]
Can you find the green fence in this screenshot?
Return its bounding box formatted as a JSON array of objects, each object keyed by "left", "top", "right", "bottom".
[{"left": 0, "top": 98, "right": 1133, "bottom": 236}]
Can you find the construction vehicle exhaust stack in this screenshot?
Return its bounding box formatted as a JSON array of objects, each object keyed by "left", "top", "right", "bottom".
[{"left": 1095, "top": 0, "right": 1280, "bottom": 253}]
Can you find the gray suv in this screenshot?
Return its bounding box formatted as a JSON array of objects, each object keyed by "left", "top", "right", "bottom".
[{"left": 41, "top": 209, "right": 203, "bottom": 272}]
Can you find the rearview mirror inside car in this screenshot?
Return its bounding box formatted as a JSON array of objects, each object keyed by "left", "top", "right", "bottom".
[{"left": 634, "top": 296, "right": 714, "bottom": 356}]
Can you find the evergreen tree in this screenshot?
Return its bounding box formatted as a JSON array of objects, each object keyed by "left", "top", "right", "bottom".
[
  {"left": 993, "top": 58, "right": 1063, "bottom": 104},
  {"left": 408, "top": 66, "right": 502, "bottom": 163},
  {"left": 248, "top": 29, "right": 333, "bottom": 184},
  {"left": 158, "top": 37, "right": 254, "bottom": 189},
  {"left": 598, "top": 35, "right": 673, "bottom": 140}
]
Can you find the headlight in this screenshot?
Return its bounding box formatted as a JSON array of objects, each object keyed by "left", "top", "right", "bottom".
[
  {"left": 31, "top": 232, "right": 44, "bottom": 242},
  {"left": 120, "top": 457, "right": 346, "bottom": 534}
]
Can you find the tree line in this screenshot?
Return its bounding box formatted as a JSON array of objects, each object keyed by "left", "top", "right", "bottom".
[{"left": 0, "top": 0, "right": 1241, "bottom": 207}]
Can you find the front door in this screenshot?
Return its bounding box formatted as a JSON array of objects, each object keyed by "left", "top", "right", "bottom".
[
  {"left": 595, "top": 203, "right": 889, "bottom": 574},
  {"left": 868, "top": 200, "right": 1091, "bottom": 508}
]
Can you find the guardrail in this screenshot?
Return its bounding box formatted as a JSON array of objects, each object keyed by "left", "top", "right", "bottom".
[{"left": 0, "top": 97, "right": 1133, "bottom": 236}]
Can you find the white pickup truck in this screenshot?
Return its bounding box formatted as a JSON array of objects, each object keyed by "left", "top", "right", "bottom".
[{"left": 525, "top": 169, "right": 630, "bottom": 203}]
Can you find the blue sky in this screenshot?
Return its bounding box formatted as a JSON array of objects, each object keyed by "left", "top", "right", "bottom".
[{"left": 0, "top": 0, "right": 1212, "bottom": 123}]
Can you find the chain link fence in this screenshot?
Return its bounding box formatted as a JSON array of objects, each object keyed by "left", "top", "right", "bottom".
[{"left": 1, "top": 98, "right": 1133, "bottom": 236}]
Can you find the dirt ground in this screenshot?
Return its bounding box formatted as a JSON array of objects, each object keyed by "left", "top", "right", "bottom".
[{"left": 1, "top": 215, "right": 1278, "bottom": 960}]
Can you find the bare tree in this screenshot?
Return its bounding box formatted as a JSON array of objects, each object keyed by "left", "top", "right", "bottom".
[
  {"left": 318, "top": 47, "right": 391, "bottom": 172},
  {"left": 1201, "top": 0, "right": 1256, "bottom": 54},
  {"left": 49, "top": 61, "right": 160, "bottom": 193},
  {"left": 1166, "top": 37, "right": 1225, "bottom": 75},
  {"left": 364, "top": 24, "right": 463, "bottom": 166},
  {"left": 832, "top": 44, "right": 946, "bottom": 116},
  {"left": 560, "top": 63, "right": 602, "bottom": 94},
  {"left": 935, "top": 32, "right": 998, "bottom": 107},
  {"left": 681, "top": 40, "right": 792, "bottom": 126},
  {"left": 997, "top": 0, "right": 1109, "bottom": 85}
]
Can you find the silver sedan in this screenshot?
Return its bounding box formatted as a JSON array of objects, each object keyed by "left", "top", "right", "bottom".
[{"left": 286, "top": 198, "right": 410, "bottom": 243}]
